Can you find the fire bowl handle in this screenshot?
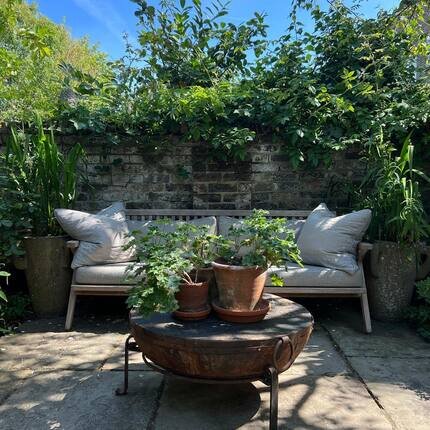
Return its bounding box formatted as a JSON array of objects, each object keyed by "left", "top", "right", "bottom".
[{"left": 272, "top": 336, "right": 295, "bottom": 373}]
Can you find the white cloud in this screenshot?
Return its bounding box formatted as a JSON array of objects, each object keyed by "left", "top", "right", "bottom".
[{"left": 72, "top": 0, "right": 136, "bottom": 45}]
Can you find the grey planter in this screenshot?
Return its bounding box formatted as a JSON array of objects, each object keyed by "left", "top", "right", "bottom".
[
  {"left": 23, "top": 236, "right": 72, "bottom": 317},
  {"left": 366, "top": 241, "right": 417, "bottom": 321}
]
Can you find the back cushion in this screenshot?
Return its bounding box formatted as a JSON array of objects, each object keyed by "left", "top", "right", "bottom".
[
  {"left": 127, "top": 216, "right": 217, "bottom": 237},
  {"left": 55, "top": 202, "right": 134, "bottom": 269},
  {"left": 297, "top": 203, "right": 371, "bottom": 274}
]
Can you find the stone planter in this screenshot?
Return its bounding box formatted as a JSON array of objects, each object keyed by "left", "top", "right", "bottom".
[
  {"left": 366, "top": 241, "right": 417, "bottom": 321},
  {"left": 23, "top": 236, "right": 72, "bottom": 317}
]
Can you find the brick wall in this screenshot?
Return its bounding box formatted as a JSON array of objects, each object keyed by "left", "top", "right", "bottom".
[{"left": 62, "top": 136, "right": 364, "bottom": 213}]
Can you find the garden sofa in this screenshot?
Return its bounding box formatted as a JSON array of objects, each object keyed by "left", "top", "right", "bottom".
[{"left": 64, "top": 208, "right": 373, "bottom": 333}]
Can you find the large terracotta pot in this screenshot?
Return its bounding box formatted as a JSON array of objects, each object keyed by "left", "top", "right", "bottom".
[
  {"left": 211, "top": 261, "right": 267, "bottom": 311},
  {"left": 23, "top": 236, "right": 72, "bottom": 317},
  {"left": 366, "top": 241, "right": 417, "bottom": 321},
  {"left": 175, "top": 281, "right": 209, "bottom": 312}
]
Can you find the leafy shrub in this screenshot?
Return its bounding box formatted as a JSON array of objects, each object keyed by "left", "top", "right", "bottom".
[
  {"left": 56, "top": 0, "right": 430, "bottom": 168},
  {"left": 126, "top": 221, "right": 222, "bottom": 316},
  {"left": 0, "top": 0, "right": 109, "bottom": 125},
  {"left": 406, "top": 278, "right": 430, "bottom": 341},
  {"left": 218, "top": 209, "right": 302, "bottom": 285},
  {"left": 359, "top": 134, "right": 430, "bottom": 244}
]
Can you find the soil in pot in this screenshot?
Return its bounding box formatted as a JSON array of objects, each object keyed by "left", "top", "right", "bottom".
[
  {"left": 211, "top": 261, "right": 267, "bottom": 311},
  {"left": 366, "top": 241, "right": 417, "bottom": 321}
]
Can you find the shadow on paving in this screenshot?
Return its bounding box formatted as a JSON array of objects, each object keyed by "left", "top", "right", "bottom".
[{"left": 0, "top": 296, "right": 428, "bottom": 429}]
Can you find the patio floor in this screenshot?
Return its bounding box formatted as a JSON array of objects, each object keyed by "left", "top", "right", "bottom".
[{"left": 0, "top": 300, "right": 429, "bottom": 430}]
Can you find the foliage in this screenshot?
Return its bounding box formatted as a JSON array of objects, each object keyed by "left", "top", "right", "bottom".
[
  {"left": 359, "top": 133, "right": 430, "bottom": 244},
  {"left": 55, "top": 0, "right": 430, "bottom": 168},
  {"left": 406, "top": 278, "right": 430, "bottom": 341},
  {"left": 0, "top": 269, "right": 9, "bottom": 303},
  {"left": 217, "top": 210, "right": 302, "bottom": 286},
  {"left": 0, "top": 0, "right": 109, "bottom": 125},
  {"left": 126, "top": 221, "right": 222, "bottom": 316},
  {"left": 0, "top": 122, "right": 84, "bottom": 251}
]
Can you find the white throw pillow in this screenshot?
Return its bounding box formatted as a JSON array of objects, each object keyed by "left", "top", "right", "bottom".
[
  {"left": 127, "top": 216, "right": 217, "bottom": 237},
  {"left": 297, "top": 203, "right": 371, "bottom": 274},
  {"left": 55, "top": 202, "right": 134, "bottom": 269}
]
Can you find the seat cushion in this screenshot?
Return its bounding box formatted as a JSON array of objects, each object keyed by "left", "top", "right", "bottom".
[
  {"left": 267, "top": 263, "right": 362, "bottom": 287},
  {"left": 75, "top": 263, "right": 143, "bottom": 285},
  {"left": 76, "top": 262, "right": 362, "bottom": 287}
]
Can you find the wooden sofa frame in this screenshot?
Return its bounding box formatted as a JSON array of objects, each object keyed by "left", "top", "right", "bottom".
[{"left": 65, "top": 209, "right": 373, "bottom": 333}]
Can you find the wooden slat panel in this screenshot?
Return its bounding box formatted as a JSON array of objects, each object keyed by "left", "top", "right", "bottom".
[
  {"left": 265, "top": 287, "right": 364, "bottom": 295},
  {"left": 125, "top": 209, "right": 318, "bottom": 219}
]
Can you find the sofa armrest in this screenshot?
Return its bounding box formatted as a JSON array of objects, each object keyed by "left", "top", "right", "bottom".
[
  {"left": 66, "top": 240, "right": 80, "bottom": 254},
  {"left": 357, "top": 242, "right": 373, "bottom": 263}
]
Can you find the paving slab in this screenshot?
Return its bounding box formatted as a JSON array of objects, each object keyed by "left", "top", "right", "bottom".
[
  {"left": 0, "top": 369, "right": 162, "bottom": 430},
  {"left": 154, "top": 373, "right": 392, "bottom": 430},
  {"left": 321, "top": 313, "right": 430, "bottom": 359},
  {"left": 348, "top": 356, "right": 430, "bottom": 430},
  {"left": 0, "top": 318, "right": 127, "bottom": 371},
  {"left": 0, "top": 369, "right": 35, "bottom": 404}
]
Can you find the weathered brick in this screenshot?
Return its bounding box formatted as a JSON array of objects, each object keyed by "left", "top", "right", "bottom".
[{"left": 208, "top": 183, "right": 237, "bottom": 193}]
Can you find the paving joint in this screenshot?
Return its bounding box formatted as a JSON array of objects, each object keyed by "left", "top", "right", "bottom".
[
  {"left": 320, "top": 324, "right": 401, "bottom": 430},
  {"left": 146, "top": 375, "right": 165, "bottom": 430}
]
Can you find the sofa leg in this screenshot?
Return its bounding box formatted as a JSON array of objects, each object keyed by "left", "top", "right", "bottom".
[
  {"left": 360, "top": 292, "right": 372, "bottom": 334},
  {"left": 65, "top": 288, "right": 77, "bottom": 331}
]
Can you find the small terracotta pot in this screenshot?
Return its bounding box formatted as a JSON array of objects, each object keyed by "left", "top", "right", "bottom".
[
  {"left": 211, "top": 261, "right": 267, "bottom": 311},
  {"left": 192, "top": 267, "right": 217, "bottom": 300},
  {"left": 175, "top": 281, "right": 209, "bottom": 312}
]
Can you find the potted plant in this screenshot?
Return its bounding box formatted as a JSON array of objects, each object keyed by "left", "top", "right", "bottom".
[
  {"left": 126, "top": 221, "right": 221, "bottom": 320},
  {"left": 360, "top": 134, "right": 430, "bottom": 321},
  {"left": 212, "top": 209, "right": 302, "bottom": 311},
  {"left": 0, "top": 123, "right": 84, "bottom": 316}
]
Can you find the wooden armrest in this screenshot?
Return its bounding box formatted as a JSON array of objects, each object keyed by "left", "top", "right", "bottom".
[
  {"left": 357, "top": 242, "right": 373, "bottom": 263},
  {"left": 66, "top": 240, "right": 80, "bottom": 253}
]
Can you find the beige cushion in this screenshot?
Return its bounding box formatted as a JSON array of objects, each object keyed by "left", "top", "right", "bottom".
[
  {"left": 75, "top": 261, "right": 361, "bottom": 287},
  {"left": 55, "top": 202, "right": 134, "bottom": 269},
  {"left": 75, "top": 263, "right": 142, "bottom": 285},
  {"left": 267, "top": 263, "right": 362, "bottom": 287},
  {"left": 127, "top": 216, "right": 217, "bottom": 236},
  {"left": 297, "top": 203, "right": 371, "bottom": 274}
]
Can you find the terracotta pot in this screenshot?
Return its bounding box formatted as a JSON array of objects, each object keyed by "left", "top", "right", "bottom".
[
  {"left": 211, "top": 261, "right": 267, "bottom": 311},
  {"left": 175, "top": 281, "right": 209, "bottom": 312},
  {"left": 23, "top": 236, "right": 72, "bottom": 317},
  {"left": 192, "top": 267, "right": 217, "bottom": 300}
]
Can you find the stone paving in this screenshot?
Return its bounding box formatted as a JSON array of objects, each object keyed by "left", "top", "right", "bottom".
[{"left": 0, "top": 301, "right": 429, "bottom": 430}]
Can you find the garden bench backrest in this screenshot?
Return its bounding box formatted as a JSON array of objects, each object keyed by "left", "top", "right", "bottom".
[{"left": 125, "top": 209, "right": 317, "bottom": 222}]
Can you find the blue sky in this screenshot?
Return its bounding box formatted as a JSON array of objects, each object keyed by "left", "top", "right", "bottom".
[{"left": 30, "top": 0, "right": 401, "bottom": 60}]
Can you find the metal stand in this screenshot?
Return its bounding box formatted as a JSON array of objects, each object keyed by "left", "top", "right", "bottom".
[{"left": 115, "top": 335, "right": 295, "bottom": 430}]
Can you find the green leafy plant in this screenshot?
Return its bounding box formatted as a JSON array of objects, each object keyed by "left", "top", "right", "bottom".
[
  {"left": 0, "top": 270, "right": 9, "bottom": 303},
  {"left": 126, "top": 221, "right": 222, "bottom": 317},
  {"left": 218, "top": 210, "right": 302, "bottom": 286},
  {"left": 1, "top": 121, "right": 84, "bottom": 238},
  {"left": 406, "top": 278, "right": 430, "bottom": 340},
  {"left": 359, "top": 133, "right": 430, "bottom": 244}
]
